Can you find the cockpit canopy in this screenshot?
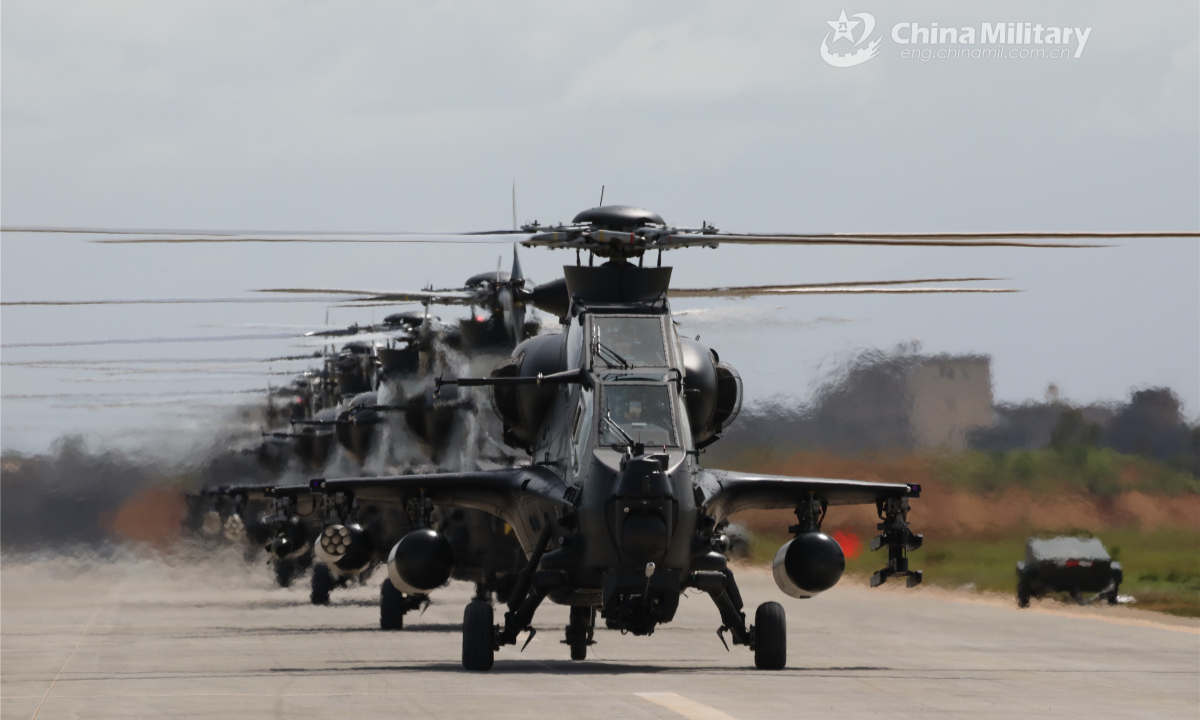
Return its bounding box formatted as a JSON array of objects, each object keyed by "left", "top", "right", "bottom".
[
  {"left": 591, "top": 316, "right": 669, "bottom": 368},
  {"left": 600, "top": 384, "right": 677, "bottom": 447}
]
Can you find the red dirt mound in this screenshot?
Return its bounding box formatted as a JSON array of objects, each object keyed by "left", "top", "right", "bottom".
[{"left": 105, "top": 486, "right": 187, "bottom": 549}]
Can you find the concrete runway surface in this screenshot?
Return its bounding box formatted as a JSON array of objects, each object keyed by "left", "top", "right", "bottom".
[{"left": 2, "top": 549, "right": 1197, "bottom": 720}]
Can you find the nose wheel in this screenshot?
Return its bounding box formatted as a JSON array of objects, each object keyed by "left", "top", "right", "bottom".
[{"left": 564, "top": 606, "right": 596, "bottom": 660}]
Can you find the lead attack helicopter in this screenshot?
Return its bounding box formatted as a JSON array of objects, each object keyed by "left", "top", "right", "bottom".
[{"left": 8, "top": 206, "right": 1193, "bottom": 669}]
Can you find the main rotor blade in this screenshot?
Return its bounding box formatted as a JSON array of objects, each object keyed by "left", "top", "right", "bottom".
[
  {"left": 671, "top": 307, "right": 857, "bottom": 328},
  {"left": 1, "top": 296, "right": 356, "bottom": 307},
  {"left": 511, "top": 243, "right": 525, "bottom": 285},
  {"left": 2, "top": 354, "right": 320, "bottom": 367},
  {"left": 3, "top": 388, "right": 268, "bottom": 400},
  {"left": 1, "top": 331, "right": 307, "bottom": 349},
  {"left": 0, "top": 290, "right": 474, "bottom": 308},
  {"left": 1, "top": 226, "right": 526, "bottom": 243},
  {"left": 294, "top": 331, "right": 407, "bottom": 346},
  {"left": 673, "top": 286, "right": 1018, "bottom": 297},
  {"left": 669, "top": 277, "right": 1013, "bottom": 298},
  {"left": 689, "top": 231, "right": 1196, "bottom": 247},
  {"left": 11, "top": 223, "right": 1193, "bottom": 256},
  {"left": 10, "top": 224, "right": 1195, "bottom": 248},
  {"left": 2, "top": 321, "right": 392, "bottom": 349},
  {"left": 2, "top": 278, "right": 1015, "bottom": 311},
  {"left": 255, "top": 288, "right": 476, "bottom": 304},
  {"left": 60, "top": 367, "right": 298, "bottom": 379}
]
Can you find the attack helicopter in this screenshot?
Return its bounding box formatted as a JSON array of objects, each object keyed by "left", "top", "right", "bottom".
[
  {"left": 305, "top": 241, "right": 927, "bottom": 670},
  {"left": 195, "top": 298, "right": 535, "bottom": 611},
  {"left": 261, "top": 253, "right": 542, "bottom": 349},
  {"left": 206, "top": 474, "right": 528, "bottom": 615},
  {"left": 273, "top": 263, "right": 547, "bottom": 470},
  {"left": 199, "top": 204, "right": 1179, "bottom": 671},
  {"left": 10, "top": 206, "right": 1194, "bottom": 670}
]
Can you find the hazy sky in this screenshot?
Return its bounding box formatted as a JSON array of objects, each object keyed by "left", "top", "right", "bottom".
[{"left": 3, "top": 1, "right": 1197, "bottom": 453}]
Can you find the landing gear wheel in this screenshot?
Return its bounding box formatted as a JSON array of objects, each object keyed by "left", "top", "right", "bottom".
[
  {"left": 1106, "top": 587, "right": 1120, "bottom": 606},
  {"left": 273, "top": 559, "right": 294, "bottom": 588},
  {"left": 311, "top": 563, "right": 333, "bottom": 605},
  {"left": 570, "top": 642, "right": 587, "bottom": 661},
  {"left": 380, "top": 578, "right": 405, "bottom": 630},
  {"left": 753, "top": 602, "right": 786, "bottom": 670},
  {"left": 566, "top": 606, "right": 593, "bottom": 661},
  {"left": 1017, "top": 582, "right": 1031, "bottom": 609},
  {"left": 462, "top": 600, "right": 495, "bottom": 671}
]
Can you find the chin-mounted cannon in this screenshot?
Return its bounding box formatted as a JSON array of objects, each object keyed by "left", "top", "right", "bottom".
[{"left": 870, "top": 492, "right": 923, "bottom": 588}]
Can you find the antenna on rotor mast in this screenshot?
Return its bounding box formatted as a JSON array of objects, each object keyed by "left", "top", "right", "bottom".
[
  {"left": 599, "top": 185, "right": 605, "bottom": 206},
  {"left": 512, "top": 180, "right": 517, "bottom": 231}
]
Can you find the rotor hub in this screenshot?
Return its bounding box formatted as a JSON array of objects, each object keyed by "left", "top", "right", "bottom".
[{"left": 571, "top": 206, "right": 665, "bottom": 232}]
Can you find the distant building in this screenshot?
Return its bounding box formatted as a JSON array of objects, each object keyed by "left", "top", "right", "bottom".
[
  {"left": 719, "top": 351, "right": 995, "bottom": 454},
  {"left": 907, "top": 356, "right": 993, "bottom": 450}
]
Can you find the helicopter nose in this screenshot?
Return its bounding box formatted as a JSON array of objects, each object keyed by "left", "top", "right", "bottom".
[
  {"left": 609, "top": 454, "right": 674, "bottom": 566},
  {"left": 619, "top": 511, "right": 669, "bottom": 564}
]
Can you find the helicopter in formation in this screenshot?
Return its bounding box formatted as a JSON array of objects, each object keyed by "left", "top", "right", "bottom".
[
  {"left": 8, "top": 203, "right": 1188, "bottom": 669},
  {"left": 184, "top": 258, "right": 551, "bottom": 610}
]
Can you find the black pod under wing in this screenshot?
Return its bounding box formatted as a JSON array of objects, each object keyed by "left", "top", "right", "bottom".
[
  {"left": 311, "top": 466, "right": 569, "bottom": 519},
  {"left": 698, "top": 469, "right": 919, "bottom": 522}
]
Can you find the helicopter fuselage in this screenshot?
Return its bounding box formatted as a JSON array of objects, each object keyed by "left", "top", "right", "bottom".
[{"left": 462, "top": 262, "right": 739, "bottom": 634}]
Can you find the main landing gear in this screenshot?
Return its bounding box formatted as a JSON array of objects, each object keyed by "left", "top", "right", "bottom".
[
  {"left": 462, "top": 523, "right": 556, "bottom": 671},
  {"left": 753, "top": 602, "right": 786, "bottom": 670},
  {"left": 700, "top": 566, "right": 787, "bottom": 670},
  {"left": 565, "top": 606, "right": 596, "bottom": 660},
  {"left": 462, "top": 600, "right": 496, "bottom": 671}
]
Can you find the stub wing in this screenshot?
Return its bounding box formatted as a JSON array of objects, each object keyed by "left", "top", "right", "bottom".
[
  {"left": 698, "top": 469, "right": 918, "bottom": 521},
  {"left": 312, "top": 466, "right": 570, "bottom": 519},
  {"left": 196, "top": 482, "right": 311, "bottom": 501}
]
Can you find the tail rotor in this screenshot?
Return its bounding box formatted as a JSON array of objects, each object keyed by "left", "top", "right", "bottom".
[{"left": 502, "top": 244, "right": 528, "bottom": 344}]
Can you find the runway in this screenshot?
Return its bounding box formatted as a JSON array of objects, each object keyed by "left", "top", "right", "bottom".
[{"left": 2, "top": 549, "right": 1197, "bottom": 719}]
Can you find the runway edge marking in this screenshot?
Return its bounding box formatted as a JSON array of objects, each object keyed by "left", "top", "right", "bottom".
[
  {"left": 635, "top": 692, "right": 740, "bottom": 720},
  {"left": 30, "top": 608, "right": 98, "bottom": 720}
]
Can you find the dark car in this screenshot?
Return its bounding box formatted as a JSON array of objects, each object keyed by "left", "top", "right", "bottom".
[{"left": 1016, "top": 536, "right": 1122, "bottom": 608}]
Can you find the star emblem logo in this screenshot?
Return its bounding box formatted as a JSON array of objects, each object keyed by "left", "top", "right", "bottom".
[
  {"left": 826, "top": 10, "right": 860, "bottom": 44},
  {"left": 819, "top": 10, "right": 882, "bottom": 68}
]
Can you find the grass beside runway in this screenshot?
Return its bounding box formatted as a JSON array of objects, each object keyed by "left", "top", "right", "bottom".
[
  {"left": 741, "top": 526, "right": 1200, "bottom": 617},
  {"left": 721, "top": 448, "right": 1200, "bottom": 618}
]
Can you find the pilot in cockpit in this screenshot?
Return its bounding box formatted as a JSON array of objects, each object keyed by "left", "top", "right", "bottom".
[
  {"left": 600, "top": 317, "right": 666, "bottom": 367},
  {"left": 619, "top": 397, "right": 672, "bottom": 444},
  {"left": 610, "top": 330, "right": 636, "bottom": 359}
]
